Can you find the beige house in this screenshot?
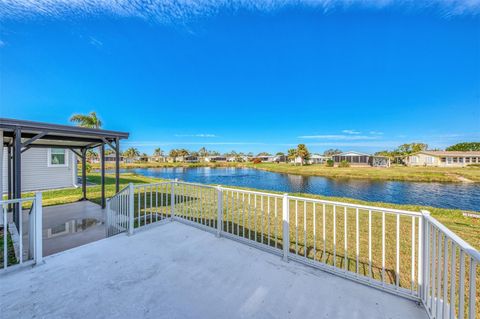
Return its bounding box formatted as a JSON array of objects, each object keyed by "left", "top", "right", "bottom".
[{"left": 405, "top": 151, "right": 480, "bottom": 167}]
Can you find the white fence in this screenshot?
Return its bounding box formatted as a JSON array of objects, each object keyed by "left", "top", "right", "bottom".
[
  {"left": 0, "top": 192, "right": 43, "bottom": 272},
  {"left": 106, "top": 180, "right": 479, "bottom": 318}
]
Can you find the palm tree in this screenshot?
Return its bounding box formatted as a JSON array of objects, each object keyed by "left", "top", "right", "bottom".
[
  {"left": 153, "top": 148, "right": 164, "bottom": 157},
  {"left": 287, "top": 148, "right": 297, "bottom": 164},
  {"left": 296, "top": 144, "right": 310, "bottom": 166},
  {"left": 123, "top": 147, "right": 140, "bottom": 159},
  {"left": 169, "top": 149, "right": 179, "bottom": 162},
  {"left": 199, "top": 147, "right": 209, "bottom": 157},
  {"left": 69, "top": 112, "right": 102, "bottom": 129},
  {"left": 86, "top": 150, "right": 98, "bottom": 163}
]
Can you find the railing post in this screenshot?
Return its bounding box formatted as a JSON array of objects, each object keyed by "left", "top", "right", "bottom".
[
  {"left": 282, "top": 193, "right": 289, "bottom": 262},
  {"left": 128, "top": 183, "right": 134, "bottom": 235},
  {"left": 420, "top": 210, "right": 430, "bottom": 301},
  {"left": 106, "top": 199, "right": 111, "bottom": 237},
  {"left": 216, "top": 185, "right": 223, "bottom": 237},
  {"left": 34, "top": 192, "right": 43, "bottom": 265},
  {"left": 171, "top": 179, "right": 177, "bottom": 221}
]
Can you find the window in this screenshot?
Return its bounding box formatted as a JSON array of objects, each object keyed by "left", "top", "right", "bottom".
[
  {"left": 447, "top": 157, "right": 452, "bottom": 164},
  {"left": 466, "top": 157, "right": 470, "bottom": 163},
  {"left": 411, "top": 156, "right": 418, "bottom": 164},
  {"left": 48, "top": 148, "right": 68, "bottom": 167},
  {"left": 426, "top": 156, "right": 434, "bottom": 164},
  {"left": 440, "top": 157, "right": 446, "bottom": 163}
]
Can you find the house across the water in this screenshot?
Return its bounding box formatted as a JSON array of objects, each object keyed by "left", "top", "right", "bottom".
[
  {"left": 332, "top": 151, "right": 390, "bottom": 167},
  {"left": 204, "top": 156, "right": 227, "bottom": 162},
  {"left": 405, "top": 150, "right": 480, "bottom": 167}
]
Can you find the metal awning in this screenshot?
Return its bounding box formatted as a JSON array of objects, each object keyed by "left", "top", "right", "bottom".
[
  {"left": 1, "top": 118, "right": 129, "bottom": 150},
  {"left": 0, "top": 118, "right": 130, "bottom": 228}
]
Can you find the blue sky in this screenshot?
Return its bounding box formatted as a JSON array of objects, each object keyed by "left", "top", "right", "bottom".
[{"left": 1, "top": 1, "right": 479, "bottom": 155}]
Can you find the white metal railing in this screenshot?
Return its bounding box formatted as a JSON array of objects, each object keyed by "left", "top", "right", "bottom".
[
  {"left": 106, "top": 185, "right": 130, "bottom": 237},
  {"left": 0, "top": 192, "right": 43, "bottom": 272},
  {"left": 106, "top": 180, "right": 479, "bottom": 318},
  {"left": 421, "top": 211, "right": 479, "bottom": 319}
]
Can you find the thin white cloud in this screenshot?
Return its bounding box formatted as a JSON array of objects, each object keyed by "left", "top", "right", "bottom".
[
  {"left": 342, "top": 129, "right": 361, "bottom": 135},
  {"left": 89, "top": 36, "right": 103, "bottom": 47},
  {"left": 174, "top": 134, "right": 217, "bottom": 138},
  {"left": 0, "top": 39, "right": 5, "bottom": 47},
  {"left": 298, "top": 134, "right": 380, "bottom": 140},
  {"left": 0, "top": 0, "right": 478, "bottom": 21},
  {"left": 124, "top": 141, "right": 264, "bottom": 146},
  {"left": 369, "top": 131, "right": 384, "bottom": 135}
]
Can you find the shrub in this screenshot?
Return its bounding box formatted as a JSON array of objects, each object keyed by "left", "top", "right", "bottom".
[
  {"left": 85, "top": 163, "right": 92, "bottom": 173},
  {"left": 252, "top": 158, "right": 262, "bottom": 164},
  {"left": 338, "top": 160, "right": 350, "bottom": 168},
  {"left": 326, "top": 159, "right": 334, "bottom": 167}
]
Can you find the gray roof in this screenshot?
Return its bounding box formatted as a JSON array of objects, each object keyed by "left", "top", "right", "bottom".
[{"left": 1, "top": 118, "right": 129, "bottom": 149}]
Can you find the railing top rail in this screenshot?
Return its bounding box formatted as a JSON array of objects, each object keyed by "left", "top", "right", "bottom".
[
  {"left": 0, "top": 197, "right": 35, "bottom": 205},
  {"left": 133, "top": 181, "right": 174, "bottom": 188},
  {"left": 174, "top": 181, "right": 217, "bottom": 189},
  {"left": 425, "top": 213, "right": 480, "bottom": 262},
  {"left": 287, "top": 195, "right": 422, "bottom": 217},
  {"left": 220, "top": 186, "right": 284, "bottom": 198},
  {"left": 106, "top": 185, "right": 130, "bottom": 202}
]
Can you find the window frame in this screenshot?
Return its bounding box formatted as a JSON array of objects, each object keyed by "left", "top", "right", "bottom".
[{"left": 47, "top": 148, "right": 69, "bottom": 167}]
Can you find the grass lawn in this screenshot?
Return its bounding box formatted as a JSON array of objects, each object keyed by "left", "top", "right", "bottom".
[
  {"left": 250, "top": 163, "right": 480, "bottom": 183},
  {"left": 18, "top": 172, "right": 479, "bottom": 251},
  {"left": 92, "top": 161, "right": 480, "bottom": 183}
]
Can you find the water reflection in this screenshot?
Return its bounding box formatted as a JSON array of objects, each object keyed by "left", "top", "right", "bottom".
[
  {"left": 112, "top": 167, "right": 480, "bottom": 211},
  {"left": 46, "top": 218, "right": 102, "bottom": 238}
]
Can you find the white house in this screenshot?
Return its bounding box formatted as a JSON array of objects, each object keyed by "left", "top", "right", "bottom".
[
  {"left": 308, "top": 154, "right": 330, "bottom": 164},
  {"left": 205, "top": 156, "right": 227, "bottom": 162},
  {"left": 405, "top": 151, "right": 480, "bottom": 167},
  {"left": 2, "top": 147, "right": 78, "bottom": 192},
  {"left": 292, "top": 154, "right": 329, "bottom": 165},
  {"left": 178, "top": 155, "right": 199, "bottom": 163}
]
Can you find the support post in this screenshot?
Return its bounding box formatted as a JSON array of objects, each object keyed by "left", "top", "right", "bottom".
[
  {"left": 216, "top": 185, "right": 223, "bottom": 237},
  {"left": 420, "top": 210, "right": 430, "bottom": 301},
  {"left": 115, "top": 137, "right": 120, "bottom": 193},
  {"left": 170, "top": 179, "right": 177, "bottom": 220},
  {"left": 7, "top": 146, "right": 12, "bottom": 210},
  {"left": 128, "top": 183, "right": 134, "bottom": 235},
  {"left": 282, "top": 193, "right": 290, "bottom": 262},
  {"left": 0, "top": 130, "right": 3, "bottom": 200},
  {"left": 13, "top": 127, "right": 21, "bottom": 228},
  {"left": 34, "top": 191, "right": 43, "bottom": 265},
  {"left": 81, "top": 148, "right": 87, "bottom": 200},
  {"left": 100, "top": 144, "right": 105, "bottom": 209}
]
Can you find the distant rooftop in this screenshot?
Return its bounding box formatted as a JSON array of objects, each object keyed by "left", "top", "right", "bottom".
[{"left": 416, "top": 150, "right": 480, "bottom": 157}]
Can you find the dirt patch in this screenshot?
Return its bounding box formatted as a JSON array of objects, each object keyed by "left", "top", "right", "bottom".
[{"left": 446, "top": 173, "right": 474, "bottom": 183}]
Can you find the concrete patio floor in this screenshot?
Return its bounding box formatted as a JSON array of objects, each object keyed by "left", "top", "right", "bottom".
[
  {"left": 0, "top": 221, "right": 428, "bottom": 319},
  {"left": 18, "top": 200, "right": 106, "bottom": 257}
]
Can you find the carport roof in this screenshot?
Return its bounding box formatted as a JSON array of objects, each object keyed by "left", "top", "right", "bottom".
[{"left": 0, "top": 118, "right": 129, "bottom": 149}]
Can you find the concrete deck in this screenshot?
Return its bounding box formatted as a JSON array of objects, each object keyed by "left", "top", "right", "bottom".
[{"left": 0, "top": 222, "right": 427, "bottom": 319}]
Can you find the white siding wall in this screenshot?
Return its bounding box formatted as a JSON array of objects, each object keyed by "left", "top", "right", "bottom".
[{"left": 2, "top": 148, "right": 77, "bottom": 193}]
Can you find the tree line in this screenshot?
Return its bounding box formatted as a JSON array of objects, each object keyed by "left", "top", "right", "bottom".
[{"left": 68, "top": 112, "right": 479, "bottom": 162}]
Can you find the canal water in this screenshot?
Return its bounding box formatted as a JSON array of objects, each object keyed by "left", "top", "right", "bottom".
[{"left": 116, "top": 167, "right": 480, "bottom": 211}]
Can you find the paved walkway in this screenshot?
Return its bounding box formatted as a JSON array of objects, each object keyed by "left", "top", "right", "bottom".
[{"left": 1, "top": 221, "right": 427, "bottom": 319}]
